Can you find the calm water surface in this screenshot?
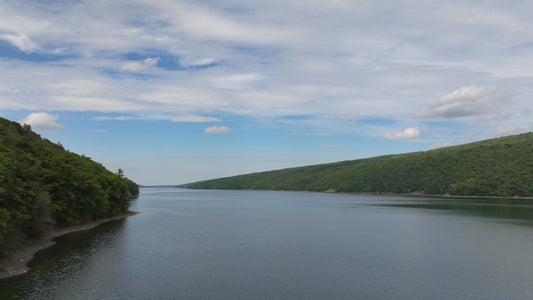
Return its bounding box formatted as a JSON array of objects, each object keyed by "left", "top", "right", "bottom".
[{"left": 2, "top": 188, "right": 533, "bottom": 299}]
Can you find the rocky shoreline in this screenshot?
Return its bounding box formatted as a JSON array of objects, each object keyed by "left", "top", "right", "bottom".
[{"left": 0, "top": 212, "right": 140, "bottom": 280}]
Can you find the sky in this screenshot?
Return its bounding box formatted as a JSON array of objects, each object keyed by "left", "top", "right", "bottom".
[{"left": 1, "top": 0, "right": 532, "bottom": 185}]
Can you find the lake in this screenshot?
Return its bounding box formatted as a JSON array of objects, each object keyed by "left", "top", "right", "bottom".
[{"left": 2, "top": 187, "right": 533, "bottom": 299}]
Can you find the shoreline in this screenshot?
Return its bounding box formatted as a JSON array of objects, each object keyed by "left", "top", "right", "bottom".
[
  {"left": 0, "top": 211, "right": 140, "bottom": 280},
  {"left": 181, "top": 187, "right": 533, "bottom": 200}
]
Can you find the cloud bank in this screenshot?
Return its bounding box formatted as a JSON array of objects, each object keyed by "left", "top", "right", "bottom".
[{"left": 0, "top": 0, "right": 531, "bottom": 140}]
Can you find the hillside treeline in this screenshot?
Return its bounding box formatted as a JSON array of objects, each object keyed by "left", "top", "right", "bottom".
[
  {"left": 183, "top": 132, "right": 533, "bottom": 197},
  {"left": 0, "top": 117, "right": 138, "bottom": 255}
]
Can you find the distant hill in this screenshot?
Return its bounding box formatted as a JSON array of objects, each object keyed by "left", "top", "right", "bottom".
[
  {"left": 183, "top": 132, "right": 533, "bottom": 197},
  {"left": 0, "top": 117, "right": 138, "bottom": 256}
]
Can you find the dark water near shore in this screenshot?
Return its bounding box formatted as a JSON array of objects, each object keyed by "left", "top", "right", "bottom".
[{"left": 2, "top": 188, "right": 533, "bottom": 299}]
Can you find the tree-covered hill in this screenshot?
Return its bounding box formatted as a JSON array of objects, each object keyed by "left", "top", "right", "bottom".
[
  {"left": 183, "top": 132, "right": 533, "bottom": 197},
  {"left": 0, "top": 117, "right": 138, "bottom": 256}
]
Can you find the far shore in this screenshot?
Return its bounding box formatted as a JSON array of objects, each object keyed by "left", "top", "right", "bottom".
[
  {"left": 181, "top": 187, "right": 533, "bottom": 200},
  {"left": 0, "top": 211, "right": 140, "bottom": 280}
]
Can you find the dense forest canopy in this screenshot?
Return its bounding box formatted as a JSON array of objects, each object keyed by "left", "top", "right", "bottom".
[
  {"left": 0, "top": 117, "right": 138, "bottom": 256},
  {"left": 183, "top": 132, "right": 533, "bottom": 198}
]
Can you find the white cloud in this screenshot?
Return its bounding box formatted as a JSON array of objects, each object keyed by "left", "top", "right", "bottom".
[
  {"left": 417, "top": 86, "right": 513, "bottom": 119},
  {"left": 0, "top": 32, "right": 37, "bottom": 53},
  {"left": 492, "top": 125, "right": 521, "bottom": 137},
  {"left": 171, "top": 115, "right": 219, "bottom": 123},
  {"left": 204, "top": 125, "right": 232, "bottom": 134},
  {"left": 94, "top": 114, "right": 219, "bottom": 123},
  {"left": 209, "top": 73, "right": 264, "bottom": 90},
  {"left": 93, "top": 116, "right": 139, "bottom": 121},
  {"left": 144, "top": 0, "right": 306, "bottom": 45},
  {"left": 324, "top": 145, "right": 342, "bottom": 149},
  {"left": 121, "top": 57, "right": 159, "bottom": 72},
  {"left": 179, "top": 56, "right": 216, "bottom": 67},
  {"left": 385, "top": 127, "right": 421, "bottom": 140},
  {"left": 20, "top": 112, "right": 63, "bottom": 131}
]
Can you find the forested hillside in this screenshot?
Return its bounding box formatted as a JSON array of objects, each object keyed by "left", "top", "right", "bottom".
[
  {"left": 183, "top": 132, "right": 533, "bottom": 197},
  {"left": 0, "top": 117, "right": 138, "bottom": 256}
]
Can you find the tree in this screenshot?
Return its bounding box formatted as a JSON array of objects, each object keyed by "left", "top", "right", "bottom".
[{"left": 0, "top": 116, "right": 139, "bottom": 256}]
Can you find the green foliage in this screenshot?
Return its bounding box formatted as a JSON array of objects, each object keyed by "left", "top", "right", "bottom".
[
  {"left": 0, "top": 117, "right": 139, "bottom": 255},
  {"left": 125, "top": 177, "right": 140, "bottom": 198},
  {"left": 183, "top": 132, "right": 533, "bottom": 198}
]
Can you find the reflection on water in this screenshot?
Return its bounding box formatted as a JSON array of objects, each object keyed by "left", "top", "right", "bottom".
[
  {"left": 2, "top": 189, "right": 533, "bottom": 299},
  {"left": 0, "top": 221, "right": 126, "bottom": 299},
  {"left": 371, "top": 197, "right": 533, "bottom": 226}
]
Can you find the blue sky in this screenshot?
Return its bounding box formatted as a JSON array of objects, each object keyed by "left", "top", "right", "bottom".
[{"left": 1, "top": 0, "right": 532, "bottom": 185}]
